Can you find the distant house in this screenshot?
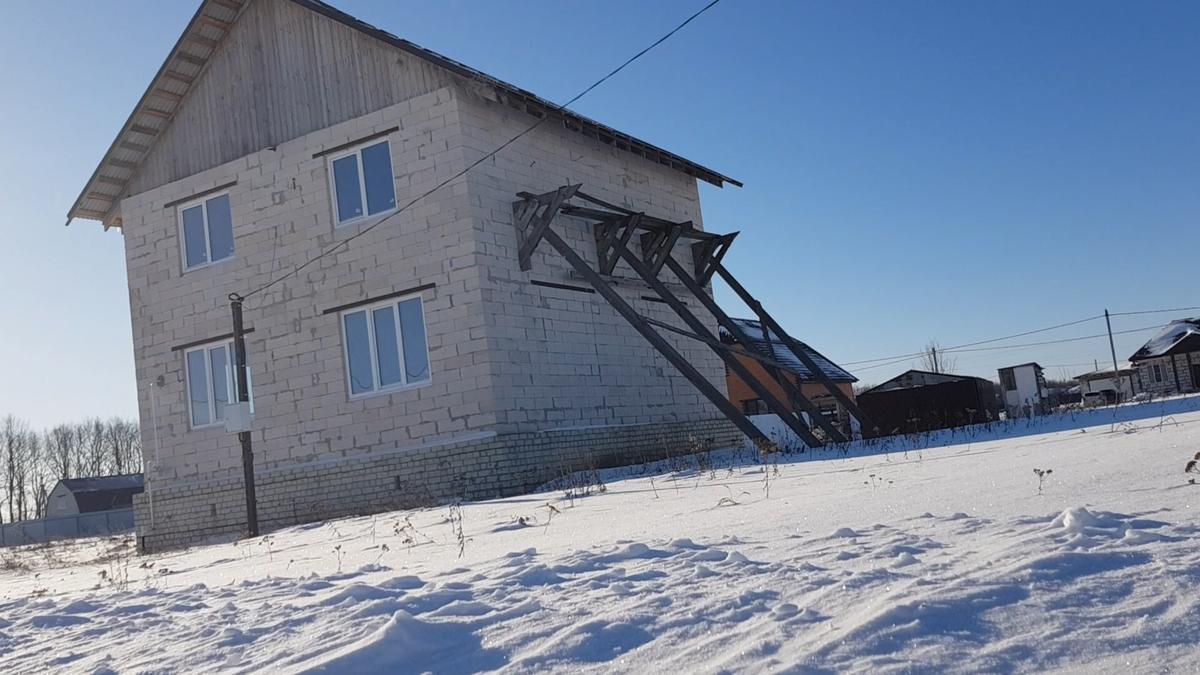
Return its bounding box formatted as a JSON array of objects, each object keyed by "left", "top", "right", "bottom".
[
  {"left": 46, "top": 474, "right": 145, "bottom": 518},
  {"left": 720, "top": 319, "right": 858, "bottom": 434},
  {"left": 997, "top": 363, "right": 1047, "bottom": 417},
  {"left": 856, "top": 370, "right": 999, "bottom": 436},
  {"left": 1075, "top": 363, "right": 1137, "bottom": 405},
  {"left": 1129, "top": 319, "right": 1200, "bottom": 395}
]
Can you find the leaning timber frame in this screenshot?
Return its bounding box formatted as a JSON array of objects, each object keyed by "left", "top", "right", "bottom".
[{"left": 512, "top": 185, "right": 876, "bottom": 450}]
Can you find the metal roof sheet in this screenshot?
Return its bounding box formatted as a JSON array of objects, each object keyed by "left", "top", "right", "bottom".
[{"left": 721, "top": 318, "right": 857, "bottom": 383}]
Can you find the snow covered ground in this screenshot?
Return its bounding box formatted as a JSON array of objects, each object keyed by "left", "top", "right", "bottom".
[{"left": 3, "top": 397, "right": 1200, "bottom": 673}]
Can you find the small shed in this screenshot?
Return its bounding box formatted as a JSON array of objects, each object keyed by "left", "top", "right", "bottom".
[
  {"left": 46, "top": 474, "right": 145, "bottom": 518},
  {"left": 857, "top": 370, "right": 1000, "bottom": 437}
]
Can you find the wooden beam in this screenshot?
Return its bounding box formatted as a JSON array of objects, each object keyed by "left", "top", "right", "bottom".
[
  {"left": 129, "top": 124, "right": 159, "bottom": 137},
  {"left": 184, "top": 34, "right": 220, "bottom": 50},
  {"left": 95, "top": 176, "right": 125, "bottom": 186},
  {"left": 715, "top": 263, "right": 877, "bottom": 436},
  {"left": 163, "top": 69, "right": 195, "bottom": 86},
  {"left": 210, "top": 0, "right": 243, "bottom": 10},
  {"left": 108, "top": 158, "right": 138, "bottom": 170},
  {"left": 86, "top": 192, "right": 116, "bottom": 202},
  {"left": 197, "top": 15, "right": 233, "bottom": 32},
  {"left": 174, "top": 51, "right": 207, "bottom": 67},
  {"left": 515, "top": 185, "right": 578, "bottom": 271},
  {"left": 534, "top": 221, "right": 775, "bottom": 451},
  {"left": 662, "top": 255, "right": 847, "bottom": 444},
  {"left": 150, "top": 88, "right": 184, "bottom": 103},
  {"left": 614, "top": 235, "right": 826, "bottom": 448},
  {"left": 140, "top": 107, "right": 173, "bottom": 119},
  {"left": 119, "top": 140, "right": 150, "bottom": 153}
]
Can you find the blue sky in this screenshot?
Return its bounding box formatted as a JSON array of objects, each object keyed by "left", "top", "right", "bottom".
[{"left": 1, "top": 1, "right": 1197, "bottom": 428}]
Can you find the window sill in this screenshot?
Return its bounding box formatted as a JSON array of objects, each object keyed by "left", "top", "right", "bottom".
[
  {"left": 183, "top": 255, "right": 236, "bottom": 275},
  {"left": 189, "top": 416, "right": 254, "bottom": 432},
  {"left": 335, "top": 207, "right": 399, "bottom": 231},
  {"left": 348, "top": 378, "right": 432, "bottom": 402}
]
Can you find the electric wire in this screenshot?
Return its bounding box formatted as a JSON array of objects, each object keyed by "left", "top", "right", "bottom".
[{"left": 241, "top": 0, "right": 724, "bottom": 302}]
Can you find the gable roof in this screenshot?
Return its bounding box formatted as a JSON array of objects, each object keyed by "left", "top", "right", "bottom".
[
  {"left": 1129, "top": 318, "right": 1200, "bottom": 362},
  {"left": 861, "top": 369, "right": 987, "bottom": 394},
  {"left": 67, "top": 0, "right": 740, "bottom": 229},
  {"left": 720, "top": 318, "right": 857, "bottom": 383},
  {"left": 55, "top": 474, "right": 145, "bottom": 514}
]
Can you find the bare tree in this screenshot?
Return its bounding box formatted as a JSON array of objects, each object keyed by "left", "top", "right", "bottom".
[
  {"left": 920, "top": 340, "right": 957, "bottom": 374},
  {"left": 79, "top": 418, "right": 109, "bottom": 477},
  {"left": 2, "top": 416, "right": 30, "bottom": 524},
  {"left": 27, "top": 433, "right": 53, "bottom": 520},
  {"left": 105, "top": 417, "right": 141, "bottom": 474},
  {"left": 46, "top": 425, "right": 77, "bottom": 480}
]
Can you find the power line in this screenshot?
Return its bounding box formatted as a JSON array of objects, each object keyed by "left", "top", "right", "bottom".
[
  {"left": 242, "top": 0, "right": 724, "bottom": 302},
  {"left": 1108, "top": 305, "right": 1200, "bottom": 317},
  {"left": 844, "top": 321, "right": 1161, "bottom": 372},
  {"left": 842, "top": 313, "right": 1103, "bottom": 365}
]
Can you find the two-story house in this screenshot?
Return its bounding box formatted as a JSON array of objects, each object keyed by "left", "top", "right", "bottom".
[{"left": 67, "top": 0, "right": 747, "bottom": 551}]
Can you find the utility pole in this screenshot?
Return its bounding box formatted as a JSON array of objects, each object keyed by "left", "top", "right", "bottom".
[
  {"left": 1104, "top": 309, "right": 1123, "bottom": 403},
  {"left": 931, "top": 345, "right": 939, "bottom": 373},
  {"left": 229, "top": 293, "right": 259, "bottom": 537}
]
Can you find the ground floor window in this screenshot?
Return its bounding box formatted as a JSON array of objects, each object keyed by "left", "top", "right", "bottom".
[
  {"left": 185, "top": 340, "right": 252, "bottom": 428},
  {"left": 342, "top": 295, "right": 431, "bottom": 397},
  {"left": 1152, "top": 364, "right": 1163, "bottom": 383}
]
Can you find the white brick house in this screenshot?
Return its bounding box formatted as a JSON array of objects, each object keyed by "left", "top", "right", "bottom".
[
  {"left": 67, "top": 0, "right": 746, "bottom": 551},
  {"left": 1129, "top": 319, "right": 1200, "bottom": 396}
]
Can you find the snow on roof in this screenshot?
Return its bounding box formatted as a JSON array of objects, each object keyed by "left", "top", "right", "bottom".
[
  {"left": 720, "top": 318, "right": 856, "bottom": 382},
  {"left": 1074, "top": 362, "right": 1134, "bottom": 380},
  {"left": 1129, "top": 318, "right": 1200, "bottom": 362}
]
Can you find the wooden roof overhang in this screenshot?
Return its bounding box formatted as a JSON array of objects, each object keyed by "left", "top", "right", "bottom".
[
  {"left": 66, "top": 0, "right": 247, "bottom": 229},
  {"left": 67, "top": 0, "right": 739, "bottom": 230}
]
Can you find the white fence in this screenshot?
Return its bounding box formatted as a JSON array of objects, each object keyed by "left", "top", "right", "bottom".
[{"left": 0, "top": 509, "right": 135, "bottom": 548}]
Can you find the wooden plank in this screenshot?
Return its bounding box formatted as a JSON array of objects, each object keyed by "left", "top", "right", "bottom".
[
  {"left": 210, "top": 0, "right": 243, "bottom": 10},
  {"left": 537, "top": 224, "right": 774, "bottom": 450},
  {"left": 150, "top": 88, "right": 184, "bottom": 102},
  {"left": 174, "top": 51, "right": 208, "bottom": 67},
  {"left": 163, "top": 69, "right": 195, "bottom": 85},
  {"left": 198, "top": 15, "right": 234, "bottom": 32},
  {"left": 108, "top": 158, "right": 138, "bottom": 170},
  {"left": 139, "top": 107, "right": 173, "bottom": 118},
  {"left": 184, "top": 34, "right": 220, "bottom": 50},
  {"left": 129, "top": 124, "right": 159, "bottom": 136},
  {"left": 119, "top": 140, "right": 150, "bottom": 153},
  {"left": 95, "top": 175, "right": 125, "bottom": 186}
]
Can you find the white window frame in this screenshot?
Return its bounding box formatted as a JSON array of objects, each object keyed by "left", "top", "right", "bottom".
[
  {"left": 184, "top": 339, "right": 253, "bottom": 430},
  {"left": 340, "top": 294, "right": 432, "bottom": 400},
  {"left": 177, "top": 190, "right": 235, "bottom": 273},
  {"left": 326, "top": 138, "right": 397, "bottom": 227}
]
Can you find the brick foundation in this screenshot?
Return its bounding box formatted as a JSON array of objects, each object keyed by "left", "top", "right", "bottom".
[{"left": 133, "top": 418, "right": 741, "bottom": 552}]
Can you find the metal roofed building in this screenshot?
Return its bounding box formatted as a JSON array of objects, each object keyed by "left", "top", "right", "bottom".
[
  {"left": 46, "top": 474, "right": 145, "bottom": 518},
  {"left": 720, "top": 318, "right": 859, "bottom": 437},
  {"left": 1129, "top": 319, "right": 1200, "bottom": 395}
]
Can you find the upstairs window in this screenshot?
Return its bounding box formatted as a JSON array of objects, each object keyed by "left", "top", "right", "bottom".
[
  {"left": 185, "top": 340, "right": 253, "bottom": 429},
  {"left": 329, "top": 140, "right": 396, "bottom": 225},
  {"left": 179, "top": 193, "right": 234, "bottom": 270},
  {"left": 341, "top": 296, "right": 430, "bottom": 397}
]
